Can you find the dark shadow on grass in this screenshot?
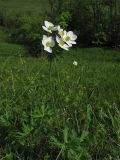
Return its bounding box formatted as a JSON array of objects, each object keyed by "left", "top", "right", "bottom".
[{"left": 103, "top": 47, "right": 120, "bottom": 52}]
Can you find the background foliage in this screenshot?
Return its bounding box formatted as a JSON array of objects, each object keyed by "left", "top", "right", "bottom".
[
  {"left": 0, "top": 0, "right": 120, "bottom": 56},
  {"left": 49, "top": 0, "right": 120, "bottom": 48}
]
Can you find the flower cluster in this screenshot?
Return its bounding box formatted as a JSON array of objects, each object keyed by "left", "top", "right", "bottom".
[{"left": 42, "top": 21, "right": 77, "bottom": 53}]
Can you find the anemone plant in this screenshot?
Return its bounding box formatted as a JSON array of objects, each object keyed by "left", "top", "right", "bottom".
[{"left": 42, "top": 20, "right": 77, "bottom": 83}]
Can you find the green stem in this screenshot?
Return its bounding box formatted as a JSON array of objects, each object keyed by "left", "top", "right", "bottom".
[{"left": 49, "top": 59, "right": 52, "bottom": 84}]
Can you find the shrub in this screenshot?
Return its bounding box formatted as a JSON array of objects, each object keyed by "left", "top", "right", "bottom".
[
  {"left": 108, "top": 15, "right": 120, "bottom": 48},
  {"left": 48, "top": 0, "right": 120, "bottom": 48},
  {"left": 0, "top": 8, "right": 46, "bottom": 56},
  {"left": 92, "top": 31, "right": 107, "bottom": 46},
  {"left": 57, "top": 11, "right": 71, "bottom": 29},
  {"left": 0, "top": 8, "right": 20, "bottom": 29},
  {"left": 9, "top": 15, "right": 44, "bottom": 56}
]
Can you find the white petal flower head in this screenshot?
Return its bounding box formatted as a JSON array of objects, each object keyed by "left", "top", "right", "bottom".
[
  {"left": 63, "top": 31, "right": 77, "bottom": 47},
  {"left": 42, "top": 35, "right": 55, "bottom": 53},
  {"left": 56, "top": 36, "right": 69, "bottom": 51},
  {"left": 58, "top": 26, "right": 66, "bottom": 38},
  {"left": 73, "top": 60, "right": 78, "bottom": 66},
  {"left": 42, "top": 21, "right": 57, "bottom": 33}
]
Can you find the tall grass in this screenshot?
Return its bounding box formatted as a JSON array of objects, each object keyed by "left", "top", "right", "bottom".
[
  {"left": 0, "top": 0, "right": 49, "bottom": 14},
  {"left": 0, "top": 45, "right": 120, "bottom": 159}
]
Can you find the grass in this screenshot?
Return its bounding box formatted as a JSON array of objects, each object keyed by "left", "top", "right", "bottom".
[
  {"left": 0, "top": 0, "right": 49, "bottom": 14},
  {"left": 0, "top": 27, "right": 26, "bottom": 57},
  {"left": 0, "top": 27, "right": 120, "bottom": 159},
  {"left": 0, "top": 0, "right": 49, "bottom": 57},
  {"left": 0, "top": 1, "right": 120, "bottom": 159}
]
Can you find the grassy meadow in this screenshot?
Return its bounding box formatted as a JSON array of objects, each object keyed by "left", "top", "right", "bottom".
[
  {"left": 0, "top": 27, "right": 26, "bottom": 56},
  {"left": 0, "top": 0, "right": 49, "bottom": 14},
  {"left": 0, "top": 0, "right": 120, "bottom": 160}
]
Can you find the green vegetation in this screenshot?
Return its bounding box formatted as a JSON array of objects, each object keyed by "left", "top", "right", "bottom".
[
  {"left": 0, "top": 29, "right": 120, "bottom": 159},
  {"left": 0, "top": 27, "right": 26, "bottom": 56},
  {"left": 0, "top": 0, "right": 49, "bottom": 56},
  {"left": 0, "top": 0, "right": 120, "bottom": 159},
  {"left": 0, "top": 0, "right": 49, "bottom": 13},
  {"left": 0, "top": 0, "right": 119, "bottom": 56},
  {"left": 50, "top": 0, "right": 120, "bottom": 47}
]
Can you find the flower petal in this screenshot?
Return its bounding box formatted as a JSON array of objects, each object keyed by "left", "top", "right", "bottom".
[
  {"left": 70, "top": 40, "right": 76, "bottom": 44},
  {"left": 62, "top": 45, "right": 69, "bottom": 51},
  {"left": 71, "top": 34, "right": 77, "bottom": 41},
  {"left": 63, "top": 44, "right": 69, "bottom": 50},
  {"left": 67, "top": 31, "right": 73, "bottom": 36},
  {"left": 43, "top": 35, "right": 47, "bottom": 40},
  {"left": 42, "top": 26, "right": 52, "bottom": 33},
  {"left": 51, "top": 39, "right": 55, "bottom": 47},
  {"left": 56, "top": 36, "right": 61, "bottom": 43},
  {"left": 44, "top": 47, "right": 52, "bottom": 53},
  {"left": 59, "top": 44, "right": 69, "bottom": 51},
  {"left": 53, "top": 26, "right": 59, "bottom": 31},
  {"left": 47, "top": 37, "right": 55, "bottom": 47},
  {"left": 45, "top": 21, "right": 54, "bottom": 28},
  {"left": 58, "top": 25, "right": 61, "bottom": 31},
  {"left": 42, "top": 38, "right": 47, "bottom": 46},
  {"left": 42, "top": 26, "right": 48, "bottom": 31},
  {"left": 66, "top": 41, "right": 72, "bottom": 47},
  {"left": 67, "top": 31, "right": 77, "bottom": 40}
]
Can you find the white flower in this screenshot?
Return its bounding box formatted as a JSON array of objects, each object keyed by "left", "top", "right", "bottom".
[
  {"left": 58, "top": 26, "right": 66, "bottom": 38},
  {"left": 63, "top": 31, "right": 77, "bottom": 47},
  {"left": 73, "top": 60, "right": 78, "bottom": 66},
  {"left": 42, "top": 22, "right": 77, "bottom": 53},
  {"left": 42, "top": 21, "right": 58, "bottom": 33},
  {"left": 42, "top": 35, "right": 55, "bottom": 53},
  {"left": 56, "top": 36, "right": 69, "bottom": 51}
]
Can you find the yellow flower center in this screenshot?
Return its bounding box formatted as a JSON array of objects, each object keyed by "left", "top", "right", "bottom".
[
  {"left": 61, "top": 31, "right": 64, "bottom": 36},
  {"left": 46, "top": 41, "right": 51, "bottom": 47},
  {"left": 48, "top": 26, "right": 54, "bottom": 30},
  {"left": 60, "top": 41, "right": 65, "bottom": 46},
  {"left": 65, "top": 36, "right": 71, "bottom": 41}
]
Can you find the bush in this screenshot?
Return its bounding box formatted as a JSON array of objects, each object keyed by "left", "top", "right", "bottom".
[
  {"left": 0, "top": 8, "right": 45, "bottom": 56},
  {"left": 0, "top": 9, "right": 20, "bottom": 29},
  {"left": 9, "top": 15, "right": 44, "bottom": 56},
  {"left": 108, "top": 15, "right": 120, "bottom": 48},
  {"left": 92, "top": 31, "right": 107, "bottom": 46},
  {"left": 57, "top": 11, "right": 71, "bottom": 29},
  {"left": 48, "top": 0, "right": 120, "bottom": 48}
]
